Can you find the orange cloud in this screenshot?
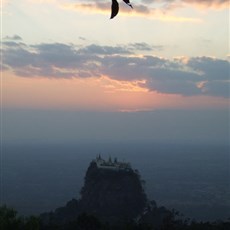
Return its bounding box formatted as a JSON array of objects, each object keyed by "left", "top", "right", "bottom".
[
  {"left": 3, "top": 39, "right": 229, "bottom": 98},
  {"left": 28, "top": 0, "right": 229, "bottom": 10},
  {"left": 99, "top": 76, "right": 147, "bottom": 93},
  {"left": 24, "top": 0, "right": 226, "bottom": 21},
  {"left": 3, "top": 71, "right": 229, "bottom": 112},
  {"left": 183, "top": 0, "right": 229, "bottom": 10},
  {"left": 61, "top": 2, "right": 201, "bottom": 22}
]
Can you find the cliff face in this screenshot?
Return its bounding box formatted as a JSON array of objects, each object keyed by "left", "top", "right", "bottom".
[{"left": 79, "top": 161, "right": 147, "bottom": 220}]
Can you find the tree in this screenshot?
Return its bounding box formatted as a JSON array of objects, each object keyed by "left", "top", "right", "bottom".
[
  {"left": 0, "top": 205, "right": 41, "bottom": 230},
  {"left": 0, "top": 205, "right": 23, "bottom": 230},
  {"left": 24, "top": 216, "right": 40, "bottom": 230}
]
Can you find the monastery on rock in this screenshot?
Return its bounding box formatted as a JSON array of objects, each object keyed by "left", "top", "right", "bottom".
[{"left": 94, "top": 155, "right": 132, "bottom": 171}]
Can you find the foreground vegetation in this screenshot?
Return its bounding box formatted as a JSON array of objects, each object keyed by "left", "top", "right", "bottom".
[{"left": 1, "top": 205, "right": 230, "bottom": 230}]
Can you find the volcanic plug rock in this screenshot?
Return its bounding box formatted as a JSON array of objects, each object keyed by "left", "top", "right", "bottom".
[
  {"left": 79, "top": 157, "right": 147, "bottom": 221},
  {"left": 41, "top": 156, "right": 171, "bottom": 227}
]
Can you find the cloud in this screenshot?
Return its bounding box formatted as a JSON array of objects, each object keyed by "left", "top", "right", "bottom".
[
  {"left": 3, "top": 39, "right": 230, "bottom": 98},
  {"left": 128, "top": 43, "right": 164, "bottom": 51},
  {"left": 3, "top": 34, "right": 22, "bottom": 41},
  {"left": 26, "top": 0, "right": 229, "bottom": 17},
  {"left": 3, "top": 35, "right": 22, "bottom": 40},
  {"left": 182, "top": 0, "right": 228, "bottom": 9},
  {"left": 60, "top": 0, "right": 228, "bottom": 18},
  {"left": 187, "top": 57, "right": 230, "bottom": 81},
  {"left": 61, "top": 1, "right": 201, "bottom": 22},
  {"left": 201, "top": 80, "right": 230, "bottom": 98},
  {"left": 78, "top": 44, "right": 132, "bottom": 55},
  {"left": 134, "top": 56, "right": 229, "bottom": 97},
  {"left": 141, "top": 0, "right": 228, "bottom": 9}
]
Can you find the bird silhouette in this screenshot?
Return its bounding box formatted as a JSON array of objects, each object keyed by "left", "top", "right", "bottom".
[
  {"left": 110, "top": 0, "right": 133, "bottom": 19},
  {"left": 123, "top": 0, "right": 133, "bottom": 8}
]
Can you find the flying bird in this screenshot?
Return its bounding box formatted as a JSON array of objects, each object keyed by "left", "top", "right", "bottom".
[
  {"left": 123, "top": 0, "right": 133, "bottom": 8},
  {"left": 110, "top": 0, "right": 133, "bottom": 19},
  {"left": 110, "top": 0, "right": 119, "bottom": 19}
]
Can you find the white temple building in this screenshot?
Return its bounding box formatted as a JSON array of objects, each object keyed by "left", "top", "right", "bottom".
[{"left": 94, "top": 155, "right": 131, "bottom": 171}]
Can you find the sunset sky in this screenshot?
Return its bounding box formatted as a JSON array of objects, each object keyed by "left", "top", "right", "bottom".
[{"left": 2, "top": 0, "right": 230, "bottom": 144}]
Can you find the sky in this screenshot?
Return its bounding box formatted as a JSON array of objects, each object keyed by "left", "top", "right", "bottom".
[{"left": 1, "top": 0, "right": 230, "bottom": 144}]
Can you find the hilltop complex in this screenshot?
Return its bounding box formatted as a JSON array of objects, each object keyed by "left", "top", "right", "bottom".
[
  {"left": 94, "top": 155, "right": 132, "bottom": 171},
  {"left": 41, "top": 156, "right": 172, "bottom": 229}
]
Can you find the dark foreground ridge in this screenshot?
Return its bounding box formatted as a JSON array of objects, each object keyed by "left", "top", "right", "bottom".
[{"left": 1, "top": 156, "right": 230, "bottom": 229}]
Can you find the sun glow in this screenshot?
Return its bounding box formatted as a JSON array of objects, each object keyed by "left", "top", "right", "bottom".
[{"left": 3, "top": 72, "right": 228, "bottom": 112}]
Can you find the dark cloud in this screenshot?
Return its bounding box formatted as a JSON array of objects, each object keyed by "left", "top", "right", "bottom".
[
  {"left": 141, "top": 0, "right": 155, "bottom": 3},
  {"left": 78, "top": 44, "right": 132, "bottom": 55},
  {"left": 133, "top": 4, "right": 151, "bottom": 13},
  {"left": 143, "top": 0, "right": 228, "bottom": 5},
  {"left": 187, "top": 57, "right": 229, "bottom": 81},
  {"left": 3, "top": 41, "right": 25, "bottom": 47},
  {"left": 3, "top": 40, "right": 229, "bottom": 98},
  {"left": 144, "top": 57, "right": 229, "bottom": 97},
  {"left": 202, "top": 81, "right": 230, "bottom": 98},
  {"left": 32, "top": 43, "right": 82, "bottom": 68},
  {"left": 146, "top": 77, "right": 202, "bottom": 96},
  {"left": 75, "top": 0, "right": 227, "bottom": 20},
  {"left": 74, "top": 1, "right": 151, "bottom": 16},
  {"left": 4, "top": 35, "right": 22, "bottom": 40},
  {"left": 100, "top": 55, "right": 169, "bottom": 81},
  {"left": 145, "top": 67, "right": 202, "bottom": 94},
  {"left": 140, "top": 0, "right": 228, "bottom": 9},
  {"left": 128, "top": 42, "right": 164, "bottom": 51},
  {"left": 73, "top": 2, "right": 110, "bottom": 12},
  {"left": 72, "top": 0, "right": 227, "bottom": 18},
  {"left": 183, "top": 0, "right": 228, "bottom": 6},
  {"left": 3, "top": 41, "right": 35, "bottom": 68},
  {"left": 129, "top": 43, "right": 153, "bottom": 51},
  {"left": 79, "top": 36, "right": 87, "bottom": 41}
]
